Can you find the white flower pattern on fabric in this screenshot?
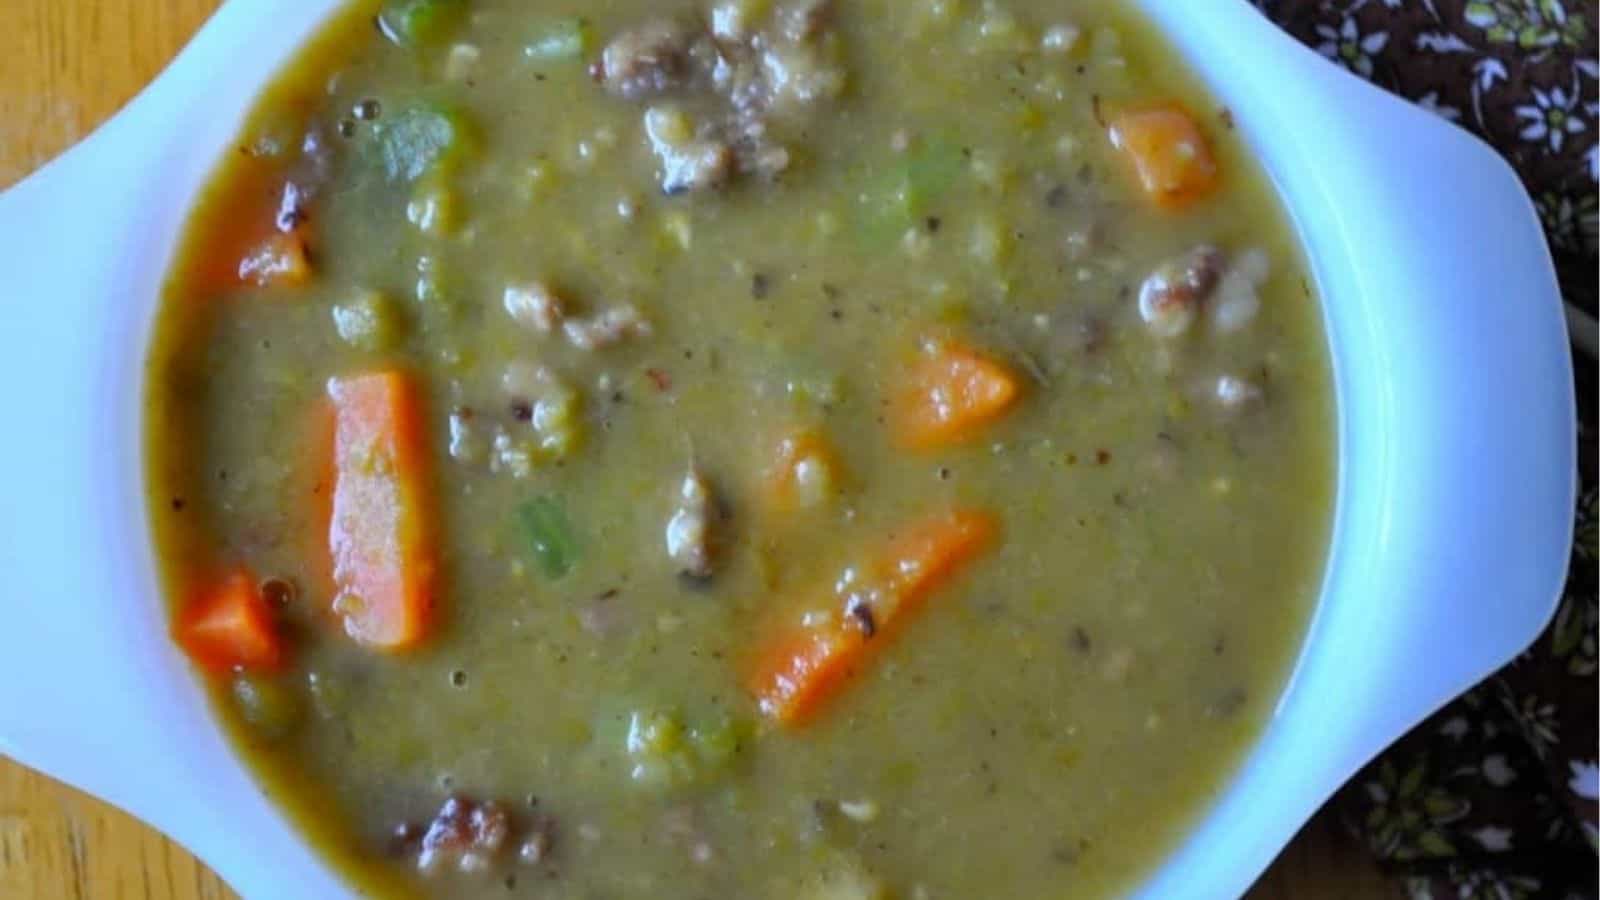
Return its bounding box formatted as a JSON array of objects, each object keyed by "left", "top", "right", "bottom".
[
  {"left": 1315, "top": 17, "right": 1391, "bottom": 78},
  {"left": 1515, "top": 84, "right": 1589, "bottom": 151},
  {"left": 1415, "top": 90, "right": 1465, "bottom": 121},
  {"left": 1500, "top": 687, "right": 1562, "bottom": 758},
  {"left": 1568, "top": 759, "right": 1599, "bottom": 801},
  {"left": 1470, "top": 825, "right": 1513, "bottom": 852},
  {"left": 1480, "top": 753, "right": 1517, "bottom": 786}
]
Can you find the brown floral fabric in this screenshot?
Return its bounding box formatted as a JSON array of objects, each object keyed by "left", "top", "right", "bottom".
[{"left": 1253, "top": 1, "right": 1599, "bottom": 898}]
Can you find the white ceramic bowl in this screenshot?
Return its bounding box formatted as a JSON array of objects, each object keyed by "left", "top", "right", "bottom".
[{"left": 0, "top": 1, "right": 1576, "bottom": 897}]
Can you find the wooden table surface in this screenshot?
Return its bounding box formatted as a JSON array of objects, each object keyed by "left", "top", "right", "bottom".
[{"left": 0, "top": 2, "right": 1393, "bottom": 896}]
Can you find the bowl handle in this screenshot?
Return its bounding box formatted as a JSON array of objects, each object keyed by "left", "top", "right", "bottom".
[
  {"left": 1317, "top": 87, "right": 1577, "bottom": 736},
  {"left": 0, "top": 124, "right": 176, "bottom": 775},
  {"left": 1127, "top": 9, "right": 1578, "bottom": 896},
  {"left": 1148, "top": 0, "right": 1575, "bottom": 744}
]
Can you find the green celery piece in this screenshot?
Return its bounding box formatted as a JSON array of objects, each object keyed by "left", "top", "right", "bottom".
[
  {"left": 378, "top": 0, "right": 466, "bottom": 49},
  {"left": 858, "top": 138, "right": 964, "bottom": 246},
  {"left": 906, "top": 138, "right": 965, "bottom": 201},
  {"left": 525, "top": 18, "right": 591, "bottom": 60},
  {"left": 517, "top": 497, "right": 578, "bottom": 578},
  {"left": 371, "top": 104, "right": 476, "bottom": 183}
]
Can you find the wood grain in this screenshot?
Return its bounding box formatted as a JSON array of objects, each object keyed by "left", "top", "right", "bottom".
[{"left": 0, "top": 1, "right": 1394, "bottom": 896}]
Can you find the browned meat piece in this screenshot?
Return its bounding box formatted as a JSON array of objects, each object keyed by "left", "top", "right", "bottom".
[
  {"left": 722, "top": 113, "right": 793, "bottom": 181},
  {"left": 741, "top": 142, "right": 792, "bottom": 179},
  {"left": 562, "top": 304, "right": 652, "bottom": 350},
  {"left": 659, "top": 139, "right": 737, "bottom": 195},
  {"left": 777, "top": 0, "right": 835, "bottom": 43},
  {"left": 665, "top": 467, "right": 717, "bottom": 579},
  {"left": 1138, "top": 245, "right": 1227, "bottom": 338},
  {"left": 503, "top": 281, "right": 566, "bottom": 333},
  {"left": 597, "top": 19, "right": 711, "bottom": 100},
  {"left": 598, "top": 4, "right": 843, "bottom": 194},
  {"left": 415, "top": 795, "right": 512, "bottom": 874}
]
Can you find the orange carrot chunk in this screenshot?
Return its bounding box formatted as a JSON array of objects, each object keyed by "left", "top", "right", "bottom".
[
  {"left": 175, "top": 571, "right": 286, "bottom": 673},
  {"left": 1108, "top": 105, "right": 1219, "bottom": 212},
  {"left": 237, "top": 230, "right": 313, "bottom": 288},
  {"left": 875, "top": 508, "right": 1001, "bottom": 607},
  {"left": 892, "top": 341, "right": 1022, "bottom": 450},
  {"left": 749, "top": 509, "right": 1000, "bottom": 726},
  {"left": 764, "top": 428, "right": 845, "bottom": 511},
  {"left": 327, "top": 371, "right": 438, "bottom": 650},
  {"left": 751, "top": 626, "right": 863, "bottom": 729}
]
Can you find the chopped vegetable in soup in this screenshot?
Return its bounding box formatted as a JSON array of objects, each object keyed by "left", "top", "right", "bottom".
[{"left": 144, "top": 0, "right": 1334, "bottom": 896}]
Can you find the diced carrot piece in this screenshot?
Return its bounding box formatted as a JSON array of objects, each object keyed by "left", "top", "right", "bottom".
[
  {"left": 874, "top": 508, "right": 1000, "bottom": 609},
  {"left": 238, "top": 231, "right": 312, "bottom": 287},
  {"left": 750, "top": 625, "right": 865, "bottom": 729},
  {"left": 175, "top": 571, "right": 286, "bottom": 673},
  {"left": 891, "top": 341, "right": 1022, "bottom": 450},
  {"left": 1108, "top": 105, "right": 1219, "bottom": 211},
  {"left": 327, "top": 371, "right": 438, "bottom": 650},
  {"left": 748, "top": 510, "right": 1000, "bottom": 726},
  {"left": 764, "top": 428, "right": 845, "bottom": 511},
  {"left": 177, "top": 155, "right": 317, "bottom": 295}
]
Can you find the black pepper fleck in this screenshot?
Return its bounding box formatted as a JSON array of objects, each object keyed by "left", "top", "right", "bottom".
[{"left": 847, "top": 600, "right": 877, "bottom": 638}]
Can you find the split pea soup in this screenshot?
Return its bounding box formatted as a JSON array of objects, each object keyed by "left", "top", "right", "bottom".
[{"left": 145, "top": 0, "right": 1334, "bottom": 897}]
